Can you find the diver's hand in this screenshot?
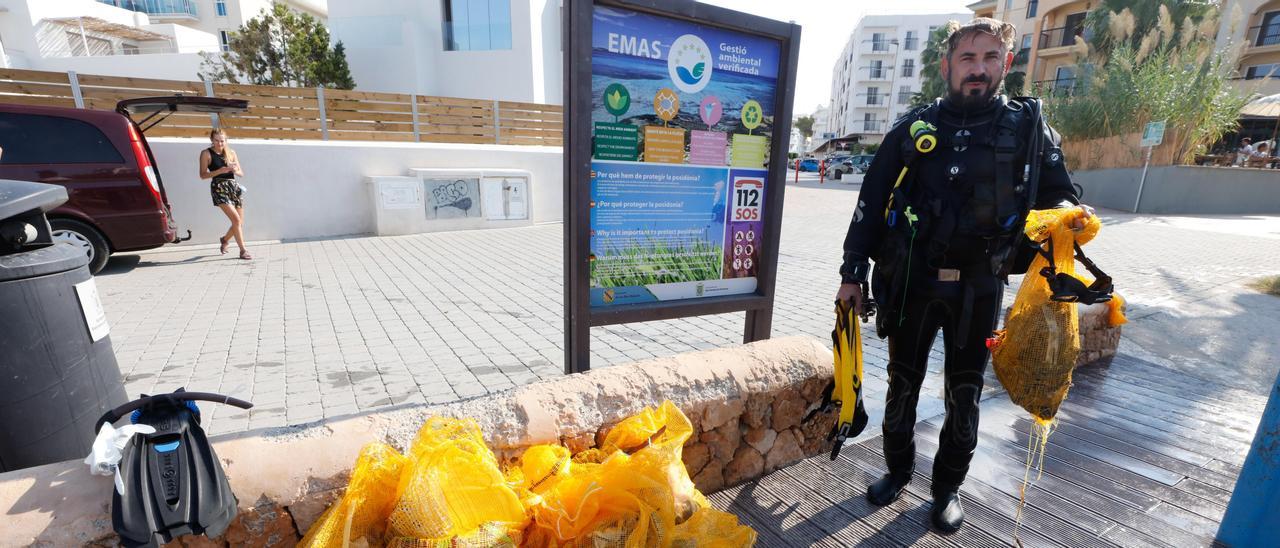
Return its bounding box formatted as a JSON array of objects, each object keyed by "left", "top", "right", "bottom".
[
  {"left": 1069, "top": 204, "right": 1096, "bottom": 230},
  {"left": 836, "top": 283, "right": 864, "bottom": 316}
]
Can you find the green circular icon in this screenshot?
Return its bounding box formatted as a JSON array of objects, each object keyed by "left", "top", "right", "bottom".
[
  {"left": 741, "top": 100, "right": 763, "bottom": 130},
  {"left": 604, "top": 83, "right": 631, "bottom": 117}
]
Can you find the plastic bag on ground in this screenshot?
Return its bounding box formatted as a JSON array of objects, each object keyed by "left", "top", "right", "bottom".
[
  {"left": 518, "top": 401, "right": 754, "bottom": 547},
  {"left": 386, "top": 417, "right": 527, "bottom": 546},
  {"left": 299, "top": 442, "right": 409, "bottom": 547}
]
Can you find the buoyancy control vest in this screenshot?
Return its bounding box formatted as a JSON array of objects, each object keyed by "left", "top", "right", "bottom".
[{"left": 869, "top": 95, "right": 1049, "bottom": 338}]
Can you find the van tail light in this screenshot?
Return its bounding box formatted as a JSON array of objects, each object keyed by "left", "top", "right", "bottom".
[{"left": 127, "top": 123, "right": 163, "bottom": 204}]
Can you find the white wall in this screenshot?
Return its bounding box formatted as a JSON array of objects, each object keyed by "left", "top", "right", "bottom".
[
  {"left": 36, "top": 52, "right": 207, "bottom": 81},
  {"left": 328, "top": 0, "right": 563, "bottom": 103},
  {"left": 147, "top": 138, "right": 564, "bottom": 245},
  {"left": 327, "top": 0, "right": 432, "bottom": 94},
  {"left": 142, "top": 22, "right": 221, "bottom": 53}
]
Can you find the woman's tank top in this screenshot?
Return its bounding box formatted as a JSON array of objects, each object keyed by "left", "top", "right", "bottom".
[{"left": 207, "top": 147, "right": 234, "bottom": 182}]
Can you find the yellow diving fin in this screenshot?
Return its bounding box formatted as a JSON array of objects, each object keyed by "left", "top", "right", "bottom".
[{"left": 827, "top": 298, "right": 871, "bottom": 460}]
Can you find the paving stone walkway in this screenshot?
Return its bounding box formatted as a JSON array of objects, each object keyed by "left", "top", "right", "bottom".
[{"left": 95, "top": 173, "right": 1280, "bottom": 435}]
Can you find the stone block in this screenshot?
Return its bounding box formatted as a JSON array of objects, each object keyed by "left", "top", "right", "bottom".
[{"left": 724, "top": 446, "right": 764, "bottom": 487}]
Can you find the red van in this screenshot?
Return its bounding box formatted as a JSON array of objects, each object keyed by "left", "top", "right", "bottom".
[{"left": 0, "top": 97, "right": 247, "bottom": 273}]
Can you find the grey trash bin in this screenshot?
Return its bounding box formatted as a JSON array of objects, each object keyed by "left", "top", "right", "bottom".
[{"left": 0, "top": 179, "right": 127, "bottom": 472}]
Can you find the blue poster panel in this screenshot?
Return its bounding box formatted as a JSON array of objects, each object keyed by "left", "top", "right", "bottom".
[{"left": 588, "top": 5, "right": 781, "bottom": 306}]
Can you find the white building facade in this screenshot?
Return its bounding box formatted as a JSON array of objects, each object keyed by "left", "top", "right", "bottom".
[
  {"left": 827, "top": 12, "right": 968, "bottom": 147},
  {"left": 327, "top": 0, "right": 562, "bottom": 104},
  {"left": 807, "top": 104, "right": 829, "bottom": 153},
  {"left": 0, "top": 0, "right": 324, "bottom": 81}
]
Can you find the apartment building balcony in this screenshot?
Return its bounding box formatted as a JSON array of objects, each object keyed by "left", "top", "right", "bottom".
[
  {"left": 855, "top": 92, "right": 892, "bottom": 109},
  {"left": 1038, "top": 25, "right": 1086, "bottom": 57},
  {"left": 860, "top": 67, "right": 893, "bottom": 82},
  {"left": 96, "top": 0, "right": 198, "bottom": 21},
  {"left": 1245, "top": 24, "right": 1280, "bottom": 58},
  {"left": 861, "top": 38, "right": 898, "bottom": 56}
]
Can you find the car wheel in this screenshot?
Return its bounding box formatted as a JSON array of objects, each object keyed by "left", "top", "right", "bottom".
[
  {"left": 832, "top": 170, "right": 842, "bottom": 180},
  {"left": 50, "top": 218, "right": 110, "bottom": 274}
]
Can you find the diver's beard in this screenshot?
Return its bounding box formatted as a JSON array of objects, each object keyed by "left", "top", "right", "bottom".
[{"left": 946, "top": 79, "right": 1001, "bottom": 109}]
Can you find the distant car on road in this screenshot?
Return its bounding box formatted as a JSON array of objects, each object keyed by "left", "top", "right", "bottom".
[{"left": 797, "top": 158, "right": 820, "bottom": 172}]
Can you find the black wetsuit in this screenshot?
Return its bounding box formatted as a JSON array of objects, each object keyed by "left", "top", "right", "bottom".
[{"left": 839, "top": 94, "right": 1078, "bottom": 493}]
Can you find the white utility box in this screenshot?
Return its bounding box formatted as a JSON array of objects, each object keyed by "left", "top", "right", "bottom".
[{"left": 367, "top": 176, "right": 425, "bottom": 236}]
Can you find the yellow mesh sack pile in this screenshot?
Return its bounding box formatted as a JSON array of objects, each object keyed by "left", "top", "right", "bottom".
[{"left": 300, "top": 401, "right": 756, "bottom": 547}]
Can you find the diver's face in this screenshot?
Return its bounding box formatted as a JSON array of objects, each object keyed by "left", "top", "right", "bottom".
[{"left": 941, "top": 33, "right": 1011, "bottom": 108}]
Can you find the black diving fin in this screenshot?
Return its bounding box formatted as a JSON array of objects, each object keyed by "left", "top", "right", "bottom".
[{"left": 94, "top": 389, "right": 253, "bottom": 547}]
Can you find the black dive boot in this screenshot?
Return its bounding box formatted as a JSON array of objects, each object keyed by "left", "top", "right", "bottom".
[
  {"left": 930, "top": 488, "right": 964, "bottom": 533},
  {"left": 866, "top": 472, "right": 912, "bottom": 506}
]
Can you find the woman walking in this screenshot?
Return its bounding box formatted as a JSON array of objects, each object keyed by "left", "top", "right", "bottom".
[{"left": 199, "top": 129, "right": 251, "bottom": 259}]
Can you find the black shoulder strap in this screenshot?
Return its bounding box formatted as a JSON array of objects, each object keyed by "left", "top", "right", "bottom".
[{"left": 992, "top": 96, "right": 1021, "bottom": 230}]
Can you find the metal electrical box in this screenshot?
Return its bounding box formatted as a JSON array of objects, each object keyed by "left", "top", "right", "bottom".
[{"left": 481, "top": 176, "right": 529, "bottom": 221}]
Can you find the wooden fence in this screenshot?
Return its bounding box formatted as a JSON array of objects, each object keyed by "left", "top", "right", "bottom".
[
  {"left": 1061, "top": 129, "right": 1188, "bottom": 171},
  {"left": 0, "top": 68, "right": 563, "bottom": 147}
]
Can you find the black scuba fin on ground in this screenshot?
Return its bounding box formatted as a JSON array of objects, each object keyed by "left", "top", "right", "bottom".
[{"left": 96, "top": 389, "right": 253, "bottom": 547}]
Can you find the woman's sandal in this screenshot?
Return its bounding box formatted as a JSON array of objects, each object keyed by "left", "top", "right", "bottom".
[
  {"left": 219, "top": 236, "right": 229, "bottom": 254},
  {"left": 239, "top": 249, "right": 252, "bottom": 260}
]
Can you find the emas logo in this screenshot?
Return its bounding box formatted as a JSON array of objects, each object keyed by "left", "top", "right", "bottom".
[{"left": 667, "top": 34, "right": 712, "bottom": 93}]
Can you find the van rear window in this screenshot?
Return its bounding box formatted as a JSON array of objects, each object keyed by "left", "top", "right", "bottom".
[{"left": 0, "top": 112, "right": 125, "bottom": 165}]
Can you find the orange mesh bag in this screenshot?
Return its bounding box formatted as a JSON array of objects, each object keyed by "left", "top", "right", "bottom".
[
  {"left": 386, "top": 417, "right": 527, "bottom": 547},
  {"left": 990, "top": 207, "right": 1103, "bottom": 423},
  {"left": 988, "top": 207, "right": 1125, "bottom": 542},
  {"left": 299, "top": 442, "right": 410, "bottom": 548}
]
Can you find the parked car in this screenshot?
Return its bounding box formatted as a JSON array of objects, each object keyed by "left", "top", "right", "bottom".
[
  {"left": 849, "top": 154, "right": 874, "bottom": 173},
  {"left": 797, "top": 158, "right": 821, "bottom": 172},
  {"left": 0, "top": 97, "right": 247, "bottom": 273},
  {"left": 828, "top": 154, "right": 875, "bottom": 179}
]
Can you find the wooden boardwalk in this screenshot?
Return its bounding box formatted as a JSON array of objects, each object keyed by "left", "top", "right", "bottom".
[{"left": 710, "top": 353, "right": 1266, "bottom": 547}]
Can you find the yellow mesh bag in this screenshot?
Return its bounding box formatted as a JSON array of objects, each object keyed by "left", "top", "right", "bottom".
[
  {"left": 299, "top": 442, "right": 410, "bottom": 548},
  {"left": 519, "top": 401, "right": 753, "bottom": 547},
  {"left": 386, "top": 417, "right": 527, "bottom": 546},
  {"left": 670, "top": 506, "right": 757, "bottom": 548},
  {"left": 599, "top": 401, "right": 701, "bottom": 520},
  {"left": 988, "top": 207, "right": 1127, "bottom": 543},
  {"left": 990, "top": 207, "right": 1102, "bottom": 423}
]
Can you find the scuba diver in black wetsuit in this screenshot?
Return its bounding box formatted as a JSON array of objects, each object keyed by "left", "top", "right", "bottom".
[{"left": 834, "top": 18, "right": 1095, "bottom": 533}]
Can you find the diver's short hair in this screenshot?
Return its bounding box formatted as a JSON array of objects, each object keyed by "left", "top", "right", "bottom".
[{"left": 942, "top": 18, "right": 1017, "bottom": 58}]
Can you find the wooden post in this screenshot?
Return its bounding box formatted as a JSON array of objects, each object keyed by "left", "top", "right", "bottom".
[
  {"left": 316, "top": 87, "right": 328, "bottom": 140},
  {"left": 411, "top": 94, "right": 421, "bottom": 142},
  {"left": 204, "top": 79, "right": 219, "bottom": 129},
  {"left": 493, "top": 100, "right": 501, "bottom": 144},
  {"left": 67, "top": 71, "right": 83, "bottom": 109}
]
